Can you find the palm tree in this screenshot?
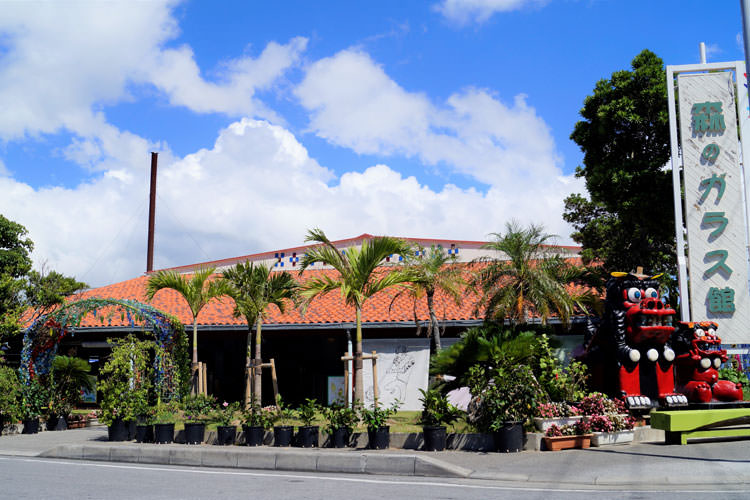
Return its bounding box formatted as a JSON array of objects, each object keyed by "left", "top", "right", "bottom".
[
  {"left": 145, "top": 266, "right": 227, "bottom": 394},
  {"left": 392, "top": 245, "right": 464, "bottom": 353},
  {"left": 472, "top": 221, "right": 586, "bottom": 326},
  {"left": 221, "top": 261, "right": 298, "bottom": 407},
  {"left": 299, "top": 229, "right": 412, "bottom": 404}
]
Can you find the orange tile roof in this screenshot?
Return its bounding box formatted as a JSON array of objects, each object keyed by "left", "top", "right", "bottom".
[{"left": 70, "top": 266, "right": 484, "bottom": 329}]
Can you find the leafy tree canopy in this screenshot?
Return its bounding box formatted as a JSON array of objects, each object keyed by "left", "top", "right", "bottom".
[{"left": 564, "top": 49, "right": 675, "bottom": 276}]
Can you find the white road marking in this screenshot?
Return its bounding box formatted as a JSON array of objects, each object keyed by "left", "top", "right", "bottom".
[{"left": 0, "top": 456, "right": 747, "bottom": 495}]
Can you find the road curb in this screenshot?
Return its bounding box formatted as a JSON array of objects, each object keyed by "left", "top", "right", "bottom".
[{"left": 38, "top": 444, "right": 472, "bottom": 479}]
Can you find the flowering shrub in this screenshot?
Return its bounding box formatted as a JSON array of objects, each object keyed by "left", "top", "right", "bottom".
[
  {"left": 587, "top": 414, "right": 635, "bottom": 432},
  {"left": 578, "top": 393, "right": 625, "bottom": 416},
  {"left": 242, "top": 403, "right": 275, "bottom": 429},
  {"left": 545, "top": 419, "right": 590, "bottom": 437},
  {"left": 535, "top": 402, "right": 580, "bottom": 418},
  {"left": 213, "top": 401, "right": 240, "bottom": 426}
]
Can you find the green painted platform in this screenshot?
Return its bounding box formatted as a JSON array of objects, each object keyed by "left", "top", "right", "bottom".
[{"left": 650, "top": 408, "right": 750, "bottom": 445}]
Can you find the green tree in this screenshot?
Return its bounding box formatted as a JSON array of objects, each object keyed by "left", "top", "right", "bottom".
[
  {"left": 472, "top": 221, "right": 588, "bottom": 326},
  {"left": 299, "top": 229, "right": 412, "bottom": 404},
  {"left": 146, "top": 267, "right": 228, "bottom": 395},
  {"left": 0, "top": 214, "right": 34, "bottom": 340},
  {"left": 564, "top": 49, "right": 674, "bottom": 276},
  {"left": 23, "top": 268, "right": 87, "bottom": 324},
  {"left": 392, "top": 245, "right": 464, "bottom": 353},
  {"left": 50, "top": 355, "right": 95, "bottom": 416},
  {"left": 221, "top": 262, "right": 298, "bottom": 407}
]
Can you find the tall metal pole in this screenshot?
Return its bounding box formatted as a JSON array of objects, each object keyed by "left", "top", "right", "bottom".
[
  {"left": 147, "top": 152, "right": 158, "bottom": 272},
  {"left": 741, "top": 1, "right": 750, "bottom": 75}
]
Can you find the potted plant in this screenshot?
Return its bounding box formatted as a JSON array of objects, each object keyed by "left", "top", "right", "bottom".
[
  {"left": 272, "top": 395, "right": 295, "bottom": 447},
  {"left": 213, "top": 400, "right": 240, "bottom": 446},
  {"left": 98, "top": 336, "right": 152, "bottom": 441},
  {"left": 134, "top": 406, "right": 155, "bottom": 443},
  {"left": 295, "top": 398, "right": 320, "bottom": 448},
  {"left": 360, "top": 400, "right": 400, "bottom": 450},
  {"left": 20, "top": 378, "right": 48, "bottom": 434},
  {"left": 153, "top": 401, "right": 179, "bottom": 444},
  {"left": 181, "top": 394, "right": 215, "bottom": 444},
  {"left": 49, "top": 355, "right": 95, "bottom": 431},
  {"left": 466, "top": 362, "right": 543, "bottom": 453},
  {"left": 543, "top": 420, "right": 592, "bottom": 451},
  {"left": 533, "top": 401, "right": 582, "bottom": 432},
  {"left": 418, "top": 388, "right": 462, "bottom": 451},
  {"left": 322, "top": 401, "right": 359, "bottom": 448},
  {"left": 242, "top": 401, "right": 273, "bottom": 446}
]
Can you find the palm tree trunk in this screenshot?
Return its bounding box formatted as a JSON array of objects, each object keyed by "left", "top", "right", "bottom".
[
  {"left": 191, "top": 317, "right": 199, "bottom": 395},
  {"left": 244, "top": 325, "right": 252, "bottom": 409},
  {"left": 254, "top": 316, "right": 263, "bottom": 405},
  {"left": 426, "top": 291, "right": 441, "bottom": 353},
  {"left": 354, "top": 306, "right": 364, "bottom": 405}
]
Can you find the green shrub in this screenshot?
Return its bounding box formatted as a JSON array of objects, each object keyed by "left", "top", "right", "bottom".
[{"left": 0, "top": 365, "right": 21, "bottom": 423}]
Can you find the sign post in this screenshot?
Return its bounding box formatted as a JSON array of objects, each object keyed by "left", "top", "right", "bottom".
[{"left": 668, "top": 61, "right": 750, "bottom": 346}]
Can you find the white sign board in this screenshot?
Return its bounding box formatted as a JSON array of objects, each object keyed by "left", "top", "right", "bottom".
[
  {"left": 362, "top": 338, "right": 429, "bottom": 411},
  {"left": 677, "top": 71, "right": 750, "bottom": 343}
]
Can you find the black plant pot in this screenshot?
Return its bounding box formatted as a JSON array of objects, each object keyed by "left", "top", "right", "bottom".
[
  {"left": 273, "top": 425, "right": 293, "bottom": 447},
  {"left": 216, "top": 426, "right": 236, "bottom": 446},
  {"left": 135, "top": 424, "right": 154, "bottom": 443},
  {"left": 296, "top": 425, "right": 319, "bottom": 448},
  {"left": 368, "top": 426, "right": 390, "bottom": 450},
  {"left": 423, "top": 425, "right": 447, "bottom": 451},
  {"left": 154, "top": 423, "right": 175, "bottom": 443},
  {"left": 243, "top": 425, "right": 265, "bottom": 446},
  {"left": 108, "top": 418, "right": 130, "bottom": 441},
  {"left": 493, "top": 421, "right": 523, "bottom": 453},
  {"left": 128, "top": 420, "right": 136, "bottom": 440},
  {"left": 184, "top": 422, "right": 205, "bottom": 444},
  {"left": 22, "top": 418, "right": 40, "bottom": 434},
  {"left": 330, "top": 427, "right": 351, "bottom": 448},
  {"left": 53, "top": 415, "right": 68, "bottom": 431}
]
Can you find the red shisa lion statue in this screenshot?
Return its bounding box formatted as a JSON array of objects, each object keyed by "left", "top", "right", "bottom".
[
  {"left": 672, "top": 321, "right": 743, "bottom": 403},
  {"left": 583, "top": 272, "right": 688, "bottom": 410}
]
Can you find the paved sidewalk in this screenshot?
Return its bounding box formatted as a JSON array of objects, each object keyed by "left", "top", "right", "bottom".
[{"left": 2, "top": 426, "right": 750, "bottom": 486}]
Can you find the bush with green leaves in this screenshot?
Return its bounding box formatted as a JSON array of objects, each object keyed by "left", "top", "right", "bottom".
[
  {"left": 466, "top": 357, "right": 544, "bottom": 432},
  {"left": 0, "top": 364, "right": 21, "bottom": 423},
  {"left": 213, "top": 400, "right": 241, "bottom": 426},
  {"left": 359, "top": 400, "right": 400, "bottom": 430},
  {"left": 418, "top": 388, "right": 462, "bottom": 427},
  {"left": 297, "top": 398, "right": 319, "bottom": 427},
  {"left": 20, "top": 377, "right": 49, "bottom": 420},
  {"left": 98, "top": 335, "right": 153, "bottom": 426},
  {"left": 153, "top": 401, "right": 180, "bottom": 424},
  {"left": 50, "top": 355, "right": 95, "bottom": 417},
  {"left": 322, "top": 401, "right": 359, "bottom": 433},
  {"left": 532, "top": 335, "right": 588, "bottom": 402},
  {"left": 181, "top": 393, "right": 216, "bottom": 423},
  {"left": 242, "top": 402, "right": 275, "bottom": 429},
  {"left": 273, "top": 395, "right": 295, "bottom": 426}
]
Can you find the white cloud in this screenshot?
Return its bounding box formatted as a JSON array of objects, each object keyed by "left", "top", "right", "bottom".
[
  {"left": 0, "top": 119, "right": 581, "bottom": 287},
  {"left": 435, "top": 0, "right": 549, "bottom": 25},
  {"left": 0, "top": 1, "right": 306, "bottom": 142},
  {"left": 296, "top": 49, "right": 563, "bottom": 186}
]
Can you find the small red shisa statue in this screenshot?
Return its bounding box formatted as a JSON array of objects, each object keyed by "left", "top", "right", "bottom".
[{"left": 672, "top": 321, "right": 743, "bottom": 403}]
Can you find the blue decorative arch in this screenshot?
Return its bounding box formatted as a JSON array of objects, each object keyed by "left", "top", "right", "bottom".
[{"left": 21, "top": 298, "right": 187, "bottom": 400}]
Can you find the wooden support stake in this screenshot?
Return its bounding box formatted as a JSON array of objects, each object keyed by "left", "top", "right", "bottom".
[
  {"left": 340, "top": 351, "right": 379, "bottom": 407},
  {"left": 343, "top": 364, "right": 350, "bottom": 407},
  {"left": 270, "top": 358, "right": 279, "bottom": 406}
]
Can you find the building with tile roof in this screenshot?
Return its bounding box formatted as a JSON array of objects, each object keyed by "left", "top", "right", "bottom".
[{"left": 50, "top": 234, "right": 585, "bottom": 405}]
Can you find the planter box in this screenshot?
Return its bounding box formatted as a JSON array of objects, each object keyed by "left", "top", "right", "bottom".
[
  {"left": 543, "top": 434, "right": 592, "bottom": 451},
  {"left": 591, "top": 430, "right": 634, "bottom": 447},
  {"left": 534, "top": 416, "right": 583, "bottom": 432}
]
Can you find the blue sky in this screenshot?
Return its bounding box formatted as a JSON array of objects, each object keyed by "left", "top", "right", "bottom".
[{"left": 0, "top": 0, "right": 746, "bottom": 287}]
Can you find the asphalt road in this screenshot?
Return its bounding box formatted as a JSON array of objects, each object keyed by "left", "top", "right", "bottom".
[{"left": 2, "top": 456, "right": 749, "bottom": 500}]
